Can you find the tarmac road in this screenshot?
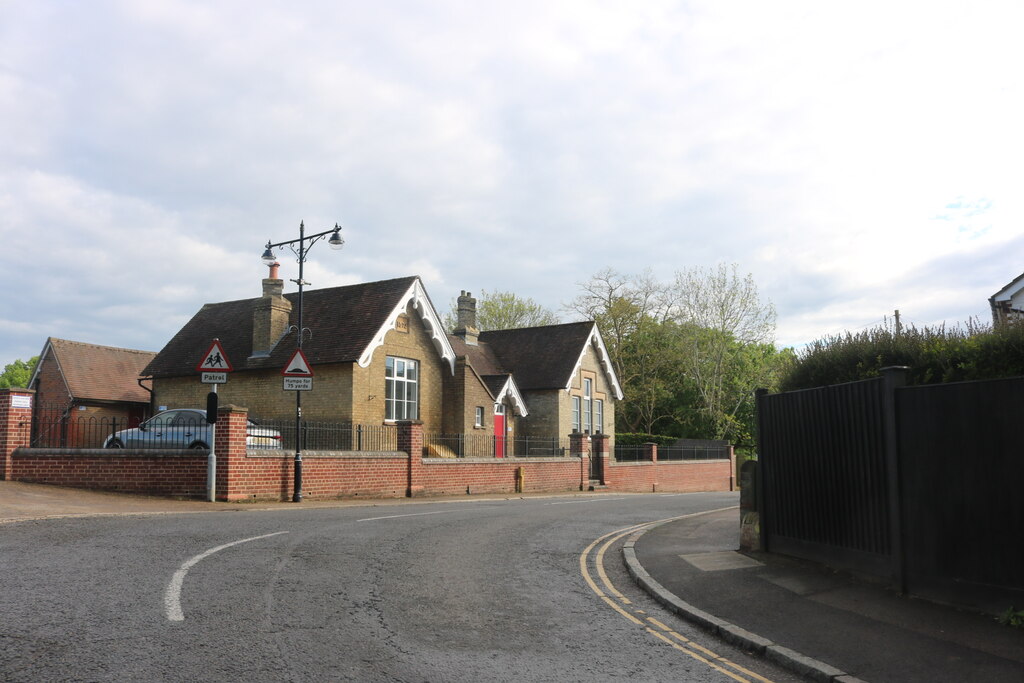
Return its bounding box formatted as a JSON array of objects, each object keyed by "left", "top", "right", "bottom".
[{"left": 0, "top": 487, "right": 800, "bottom": 682}]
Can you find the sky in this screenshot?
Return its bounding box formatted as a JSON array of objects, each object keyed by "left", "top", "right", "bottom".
[{"left": 3, "top": 1, "right": 1024, "bottom": 370}]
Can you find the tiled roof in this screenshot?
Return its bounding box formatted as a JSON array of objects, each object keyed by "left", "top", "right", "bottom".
[
  {"left": 478, "top": 321, "right": 597, "bottom": 390},
  {"left": 447, "top": 335, "right": 507, "bottom": 376},
  {"left": 144, "top": 276, "right": 420, "bottom": 378},
  {"left": 47, "top": 339, "right": 156, "bottom": 403}
]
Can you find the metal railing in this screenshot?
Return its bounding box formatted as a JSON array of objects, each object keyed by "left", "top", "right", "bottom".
[
  {"left": 658, "top": 445, "right": 729, "bottom": 461},
  {"left": 30, "top": 415, "right": 129, "bottom": 449},
  {"left": 423, "top": 433, "right": 570, "bottom": 458},
  {"left": 257, "top": 420, "right": 398, "bottom": 452},
  {"left": 613, "top": 444, "right": 730, "bottom": 462}
]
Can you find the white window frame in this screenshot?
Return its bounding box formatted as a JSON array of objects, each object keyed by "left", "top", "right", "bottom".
[
  {"left": 594, "top": 398, "right": 604, "bottom": 434},
  {"left": 475, "top": 406, "right": 484, "bottom": 427},
  {"left": 572, "top": 396, "right": 581, "bottom": 432},
  {"left": 385, "top": 356, "right": 419, "bottom": 421},
  {"left": 582, "top": 378, "right": 592, "bottom": 434}
]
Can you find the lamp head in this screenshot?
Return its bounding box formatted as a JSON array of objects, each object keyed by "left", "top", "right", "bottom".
[
  {"left": 261, "top": 244, "right": 277, "bottom": 266},
  {"left": 329, "top": 224, "right": 345, "bottom": 250}
]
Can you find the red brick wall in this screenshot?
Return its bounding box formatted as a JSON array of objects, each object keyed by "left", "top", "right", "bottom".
[
  {"left": 10, "top": 450, "right": 207, "bottom": 496},
  {"left": 605, "top": 460, "right": 735, "bottom": 493},
  {"left": 4, "top": 408, "right": 733, "bottom": 500},
  {"left": 1, "top": 389, "right": 34, "bottom": 480}
]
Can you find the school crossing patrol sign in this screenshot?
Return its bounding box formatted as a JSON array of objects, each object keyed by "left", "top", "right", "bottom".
[{"left": 196, "top": 339, "right": 233, "bottom": 384}]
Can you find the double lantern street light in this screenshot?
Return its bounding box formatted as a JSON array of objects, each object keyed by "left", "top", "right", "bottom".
[{"left": 261, "top": 221, "right": 344, "bottom": 502}]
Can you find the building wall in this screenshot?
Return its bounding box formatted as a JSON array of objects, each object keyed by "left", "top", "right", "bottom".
[
  {"left": 517, "top": 342, "right": 617, "bottom": 448},
  {"left": 351, "top": 304, "right": 447, "bottom": 432},
  {"left": 150, "top": 302, "right": 451, "bottom": 427},
  {"left": 31, "top": 346, "right": 70, "bottom": 412},
  {"left": 442, "top": 358, "right": 496, "bottom": 436}
]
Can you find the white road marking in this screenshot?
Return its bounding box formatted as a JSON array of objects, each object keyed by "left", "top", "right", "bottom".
[
  {"left": 164, "top": 531, "right": 289, "bottom": 622},
  {"left": 357, "top": 507, "right": 497, "bottom": 522},
  {"left": 546, "top": 497, "right": 628, "bottom": 505}
]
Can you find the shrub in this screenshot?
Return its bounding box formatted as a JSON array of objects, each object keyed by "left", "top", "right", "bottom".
[{"left": 781, "top": 320, "right": 1024, "bottom": 391}]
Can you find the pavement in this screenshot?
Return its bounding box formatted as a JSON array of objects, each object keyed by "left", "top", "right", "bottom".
[
  {"left": 627, "top": 507, "right": 1024, "bottom": 683},
  {"left": 3, "top": 482, "right": 1022, "bottom": 682}
]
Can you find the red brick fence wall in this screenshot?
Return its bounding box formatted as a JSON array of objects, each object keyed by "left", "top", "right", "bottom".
[{"left": 1, "top": 390, "right": 734, "bottom": 501}]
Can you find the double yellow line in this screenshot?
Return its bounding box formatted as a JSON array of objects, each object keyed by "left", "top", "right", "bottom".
[{"left": 579, "top": 514, "right": 775, "bottom": 683}]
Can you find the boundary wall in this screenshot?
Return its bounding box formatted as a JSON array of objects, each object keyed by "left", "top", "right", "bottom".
[{"left": 1, "top": 393, "right": 734, "bottom": 501}]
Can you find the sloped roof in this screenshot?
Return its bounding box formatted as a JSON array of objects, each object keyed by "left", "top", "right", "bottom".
[
  {"left": 990, "top": 271, "right": 1024, "bottom": 302},
  {"left": 144, "top": 276, "right": 451, "bottom": 379},
  {"left": 478, "top": 322, "right": 597, "bottom": 390},
  {"left": 37, "top": 338, "right": 156, "bottom": 403}
]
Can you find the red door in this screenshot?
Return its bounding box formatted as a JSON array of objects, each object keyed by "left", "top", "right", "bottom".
[{"left": 494, "top": 405, "right": 505, "bottom": 458}]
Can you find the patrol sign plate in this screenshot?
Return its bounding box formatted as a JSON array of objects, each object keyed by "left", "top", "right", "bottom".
[{"left": 284, "top": 377, "right": 313, "bottom": 391}]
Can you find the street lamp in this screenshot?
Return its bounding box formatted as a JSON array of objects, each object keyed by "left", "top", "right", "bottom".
[{"left": 261, "top": 220, "right": 344, "bottom": 502}]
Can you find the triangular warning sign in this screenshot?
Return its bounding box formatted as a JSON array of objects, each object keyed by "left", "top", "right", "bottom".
[
  {"left": 282, "top": 349, "right": 314, "bottom": 377},
  {"left": 196, "top": 340, "right": 233, "bottom": 372}
]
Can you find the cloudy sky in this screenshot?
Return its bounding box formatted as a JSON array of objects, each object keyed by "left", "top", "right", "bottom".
[{"left": 3, "top": 1, "right": 1023, "bottom": 370}]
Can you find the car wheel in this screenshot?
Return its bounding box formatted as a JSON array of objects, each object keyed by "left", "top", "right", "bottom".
[
  {"left": 106, "top": 438, "right": 124, "bottom": 449},
  {"left": 189, "top": 442, "right": 209, "bottom": 450}
]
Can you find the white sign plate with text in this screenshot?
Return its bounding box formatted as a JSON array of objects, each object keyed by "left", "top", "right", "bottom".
[
  {"left": 201, "top": 372, "right": 228, "bottom": 384},
  {"left": 284, "top": 377, "right": 313, "bottom": 391}
]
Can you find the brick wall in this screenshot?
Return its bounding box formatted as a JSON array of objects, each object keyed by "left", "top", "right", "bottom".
[
  {"left": 4, "top": 404, "right": 732, "bottom": 499},
  {"left": 1, "top": 389, "right": 34, "bottom": 479},
  {"left": 10, "top": 450, "right": 207, "bottom": 496}
]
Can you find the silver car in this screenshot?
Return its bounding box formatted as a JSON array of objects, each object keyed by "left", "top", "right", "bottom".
[{"left": 103, "top": 409, "right": 282, "bottom": 450}]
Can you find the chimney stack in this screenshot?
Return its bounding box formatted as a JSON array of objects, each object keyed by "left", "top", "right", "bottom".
[
  {"left": 250, "top": 262, "right": 293, "bottom": 359},
  {"left": 453, "top": 290, "right": 479, "bottom": 345}
]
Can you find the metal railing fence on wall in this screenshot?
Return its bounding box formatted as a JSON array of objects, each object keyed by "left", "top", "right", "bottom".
[
  {"left": 259, "top": 420, "right": 398, "bottom": 452},
  {"left": 613, "top": 444, "right": 730, "bottom": 462},
  {"left": 423, "top": 433, "right": 570, "bottom": 458},
  {"left": 30, "top": 414, "right": 129, "bottom": 449}
]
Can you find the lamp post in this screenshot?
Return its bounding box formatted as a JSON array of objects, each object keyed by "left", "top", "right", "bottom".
[{"left": 261, "top": 220, "right": 344, "bottom": 502}]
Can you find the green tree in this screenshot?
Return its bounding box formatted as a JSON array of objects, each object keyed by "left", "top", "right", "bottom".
[
  {"left": 668, "top": 264, "right": 778, "bottom": 443},
  {"left": 445, "top": 289, "right": 559, "bottom": 332},
  {"left": 569, "top": 265, "right": 786, "bottom": 444},
  {"left": 0, "top": 357, "right": 39, "bottom": 389}
]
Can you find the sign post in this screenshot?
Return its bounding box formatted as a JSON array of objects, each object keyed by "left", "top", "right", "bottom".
[
  {"left": 196, "top": 340, "right": 233, "bottom": 501},
  {"left": 282, "top": 349, "right": 314, "bottom": 501}
]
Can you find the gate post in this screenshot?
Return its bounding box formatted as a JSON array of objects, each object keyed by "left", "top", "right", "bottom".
[
  {"left": 1, "top": 389, "right": 35, "bottom": 480},
  {"left": 753, "top": 388, "right": 769, "bottom": 552},
  {"left": 214, "top": 404, "right": 249, "bottom": 501},
  {"left": 881, "top": 366, "right": 909, "bottom": 593},
  {"left": 570, "top": 431, "right": 590, "bottom": 490},
  {"left": 398, "top": 421, "right": 424, "bottom": 497},
  {"left": 591, "top": 432, "right": 609, "bottom": 485}
]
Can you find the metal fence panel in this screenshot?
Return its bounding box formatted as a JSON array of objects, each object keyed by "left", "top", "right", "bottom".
[
  {"left": 897, "top": 378, "right": 1024, "bottom": 606},
  {"left": 759, "top": 378, "right": 891, "bottom": 567}
]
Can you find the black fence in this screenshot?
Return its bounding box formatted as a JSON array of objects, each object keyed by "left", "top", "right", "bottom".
[
  {"left": 424, "top": 433, "right": 570, "bottom": 458},
  {"left": 613, "top": 443, "right": 730, "bottom": 462},
  {"left": 756, "top": 368, "right": 1024, "bottom": 612},
  {"left": 30, "top": 415, "right": 130, "bottom": 449},
  {"left": 258, "top": 420, "right": 398, "bottom": 452}
]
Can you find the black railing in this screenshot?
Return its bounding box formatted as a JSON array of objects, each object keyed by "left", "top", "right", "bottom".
[
  {"left": 658, "top": 445, "right": 729, "bottom": 461},
  {"left": 257, "top": 420, "right": 399, "bottom": 452},
  {"left": 423, "top": 433, "right": 570, "bottom": 458},
  {"left": 30, "top": 415, "right": 129, "bottom": 449},
  {"left": 614, "top": 445, "right": 649, "bottom": 462},
  {"left": 613, "top": 444, "right": 730, "bottom": 462}
]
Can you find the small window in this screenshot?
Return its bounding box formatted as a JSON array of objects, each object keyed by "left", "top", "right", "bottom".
[
  {"left": 572, "top": 396, "right": 581, "bottom": 432},
  {"left": 594, "top": 399, "right": 604, "bottom": 434},
  {"left": 475, "top": 406, "right": 484, "bottom": 427}
]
